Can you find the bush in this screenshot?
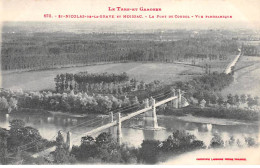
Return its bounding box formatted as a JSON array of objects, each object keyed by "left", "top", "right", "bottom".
[
  {"left": 139, "top": 140, "right": 161, "bottom": 164},
  {"left": 209, "top": 134, "right": 224, "bottom": 148}
]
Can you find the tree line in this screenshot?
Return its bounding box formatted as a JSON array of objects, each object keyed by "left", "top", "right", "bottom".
[
  {"left": 226, "top": 93, "right": 259, "bottom": 107},
  {"left": 1, "top": 32, "right": 238, "bottom": 70},
  {"left": 173, "top": 72, "right": 234, "bottom": 105},
  {"left": 48, "top": 130, "right": 259, "bottom": 164},
  {"left": 0, "top": 89, "right": 141, "bottom": 114},
  {"left": 54, "top": 72, "right": 162, "bottom": 95}
]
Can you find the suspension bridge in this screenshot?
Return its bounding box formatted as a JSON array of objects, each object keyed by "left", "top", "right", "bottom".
[{"left": 15, "top": 89, "right": 186, "bottom": 158}]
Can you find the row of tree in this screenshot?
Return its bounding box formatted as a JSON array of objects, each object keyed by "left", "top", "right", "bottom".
[
  {"left": 226, "top": 93, "right": 259, "bottom": 107},
  {"left": 189, "top": 92, "right": 259, "bottom": 108},
  {"left": 54, "top": 72, "right": 162, "bottom": 95},
  {"left": 242, "top": 44, "right": 260, "bottom": 56},
  {"left": 0, "top": 89, "right": 141, "bottom": 114},
  {"left": 54, "top": 72, "right": 130, "bottom": 92},
  {"left": 2, "top": 31, "right": 239, "bottom": 70},
  {"left": 173, "top": 72, "right": 234, "bottom": 105},
  {"left": 74, "top": 72, "right": 129, "bottom": 84}
]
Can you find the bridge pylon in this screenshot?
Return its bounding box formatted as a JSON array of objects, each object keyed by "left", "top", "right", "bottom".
[
  {"left": 151, "top": 97, "right": 159, "bottom": 128},
  {"left": 66, "top": 131, "right": 72, "bottom": 152},
  {"left": 109, "top": 112, "right": 114, "bottom": 134},
  {"left": 170, "top": 88, "right": 178, "bottom": 108},
  {"left": 143, "top": 97, "right": 163, "bottom": 130},
  {"left": 178, "top": 89, "right": 182, "bottom": 108},
  {"left": 116, "top": 112, "right": 122, "bottom": 145}
]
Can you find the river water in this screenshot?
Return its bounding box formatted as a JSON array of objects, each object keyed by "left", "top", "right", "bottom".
[{"left": 0, "top": 111, "right": 258, "bottom": 148}]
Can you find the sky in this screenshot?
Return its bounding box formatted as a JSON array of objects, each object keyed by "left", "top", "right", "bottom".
[{"left": 1, "top": 0, "right": 260, "bottom": 29}]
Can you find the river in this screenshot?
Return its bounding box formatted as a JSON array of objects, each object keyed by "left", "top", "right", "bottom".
[{"left": 0, "top": 111, "right": 258, "bottom": 148}]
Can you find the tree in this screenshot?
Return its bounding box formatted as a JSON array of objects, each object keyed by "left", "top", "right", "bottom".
[
  {"left": 8, "top": 97, "right": 18, "bottom": 111},
  {"left": 53, "top": 131, "right": 76, "bottom": 164},
  {"left": 247, "top": 94, "right": 254, "bottom": 107},
  {"left": 56, "top": 131, "right": 65, "bottom": 148},
  {"left": 161, "top": 130, "right": 197, "bottom": 152},
  {"left": 9, "top": 119, "right": 25, "bottom": 130},
  {"left": 234, "top": 94, "right": 240, "bottom": 105},
  {"left": 227, "top": 94, "right": 235, "bottom": 105},
  {"left": 0, "top": 97, "right": 9, "bottom": 113},
  {"left": 240, "top": 94, "right": 246, "bottom": 103},
  {"left": 245, "top": 137, "right": 257, "bottom": 147},
  {"left": 95, "top": 132, "right": 113, "bottom": 146},
  {"left": 0, "top": 128, "right": 9, "bottom": 164},
  {"left": 122, "top": 96, "right": 131, "bottom": 107},
  {"left": 8, "top": 120, "right": 45, "bottom": 153},
  {"left": 53, "top": 146, "right": 76, "bottom": 164},
  {"left": 217, "top": 96, "right": 224, "bottom": 105},
  {"left": 209, "top": 94, "right": 217, "bottom": 104},
  {"left": 253, "top": 96, "right": 259, "bottom": 106},
  {"left": 72, "top": 132, "right": 138, "bottom": 164},
  {"left": 209, "top": 134, "right": 224, "bottom": 148},
  {"left": 120, "top": 144, "right": 138, "bottom": 164},
  {"left": 139, "top": 140, "right": 161, "bottom": 164},
  {"left": 131, "top": 96, "right": 140, "bottom": 105}
]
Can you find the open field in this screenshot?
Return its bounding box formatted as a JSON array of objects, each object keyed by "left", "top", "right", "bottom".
[
  {"left": 234, "top": 56, "right": 260, "bottom": 71},
  {"left": 196, "top": 55, "right": 238, "bottom": 73},
  {"left": 1, "top": 62, "right": 204, "bottom": 91},
  {"left": 177, "top": 55, "right": 237, "bottom": 73},
  {"left": 221, "top": 56, "right": 260, "bottom": 97}
]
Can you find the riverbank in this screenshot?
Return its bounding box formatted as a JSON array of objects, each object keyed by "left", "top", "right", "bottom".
[
  {"left": 48, "top": 111, "right": 89, "bottom": 118},
  {"left": 157, "top": 114, "right": 259, "bottom": 126},
  {"left": 12, "top": 108, "right": 108, "bottom": 119}
]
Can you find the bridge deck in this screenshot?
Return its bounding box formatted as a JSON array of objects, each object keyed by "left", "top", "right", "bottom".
[
  {"left": 32, "top": 95, "right": 178, "bottom": 157},
  {"left": 84, "top": 95, "right": 177, "bottom": 135}
]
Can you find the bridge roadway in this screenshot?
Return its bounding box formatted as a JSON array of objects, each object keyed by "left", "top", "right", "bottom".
[
  {"left": 79, "top": 95, "right": 178, "bottom": 136},
  {"left": 32, "top": 95, "right": 178, "bottom": 158}
]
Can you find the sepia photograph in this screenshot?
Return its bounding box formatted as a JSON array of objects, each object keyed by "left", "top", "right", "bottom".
[{"left": 0, "top": 0, "right": 260, "bottom": 165}]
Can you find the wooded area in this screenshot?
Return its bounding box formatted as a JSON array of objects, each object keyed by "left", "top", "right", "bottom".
[{"left": 1, "top": 32, "right": 239, "bottom": 70}]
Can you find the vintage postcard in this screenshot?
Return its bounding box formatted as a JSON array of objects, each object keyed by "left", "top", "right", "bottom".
[{"left": 0, "top": 0, "right": 260, "bottom": 165}]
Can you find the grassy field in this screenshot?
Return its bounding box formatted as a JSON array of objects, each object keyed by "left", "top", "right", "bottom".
[
  {"left": 196, "top": 55, "right": 238, "bottom": 73},
  {"left": 178, "top": 55, "right": 237, "bottom": 73},
  {"left": 221, "top": 56, "right": 260, "bottom": 97},
  {"left": 1, "top": 62, "right": 204, "bottom": 91}
]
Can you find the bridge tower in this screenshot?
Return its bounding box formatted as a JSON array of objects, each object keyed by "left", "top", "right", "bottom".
[
  {"left": 151, "top": 97, "right": 159, "bottom": 128},
  {"left": 170, "top": 88, "right": 178, "bottom": 108},
  {"left": 178, "top": 89, "right": 182, "bottom": 108},
  {"left": 144, "top": 97, "right": 159, "bottom": 129},
  {"left": 116, "top": 112, "right": 122, "bottom": 145},
  {"left": 66, "top": 131, "right": 72, "bottom": 152},
  {"left": 109, "top": 112, "right": 114, "bottom": 134}
]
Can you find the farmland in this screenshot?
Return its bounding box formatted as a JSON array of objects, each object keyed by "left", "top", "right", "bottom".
[
  {"left": 221, "top": 56, "right": 260, "bottom": 97},
  {"left": 1, "top": 62, "right": 204, "bottom": 91}
]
